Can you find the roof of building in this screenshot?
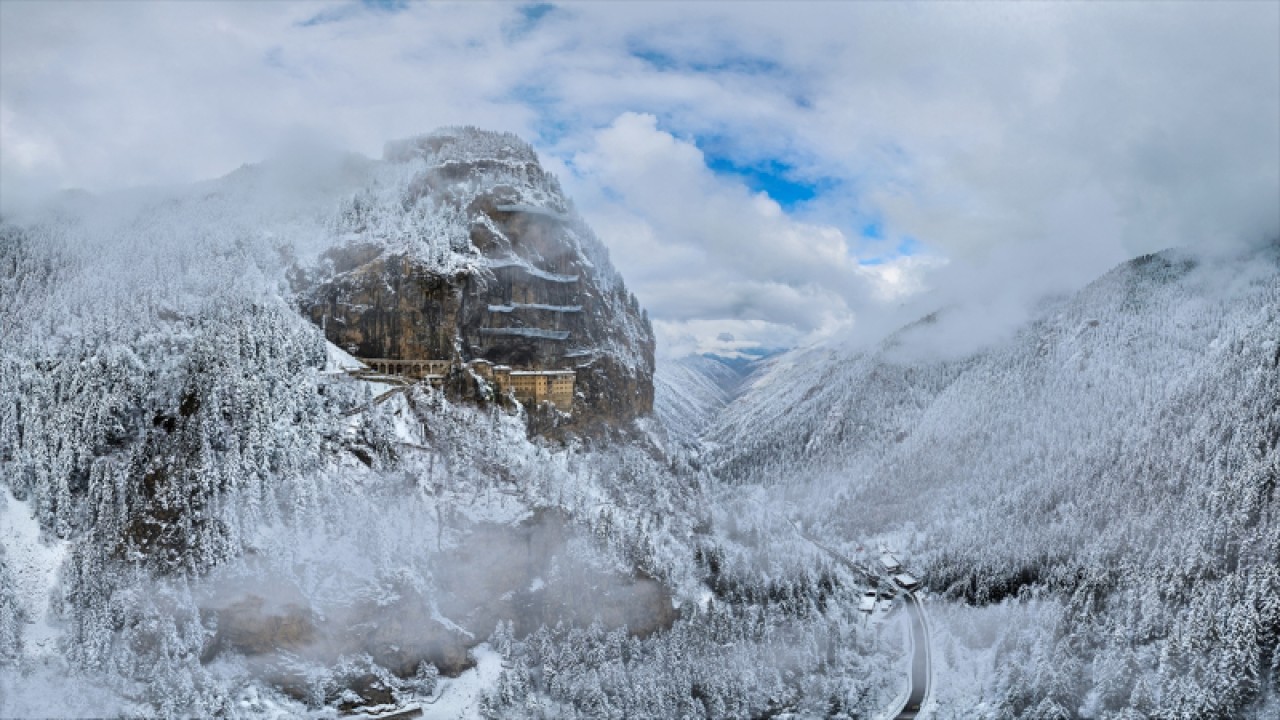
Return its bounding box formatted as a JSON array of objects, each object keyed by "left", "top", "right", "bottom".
[{"left": 508, "top": 370, "right": 576, "bottom": 377}]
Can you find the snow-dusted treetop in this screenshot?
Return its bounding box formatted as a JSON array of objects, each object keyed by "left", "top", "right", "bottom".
[{"left": 384, "top": 126, "right": 540, "bottom": 168}]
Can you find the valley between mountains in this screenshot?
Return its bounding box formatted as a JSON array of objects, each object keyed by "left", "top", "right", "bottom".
[{"left": 2, "top": 128, "right": 1277, "bottom": 719}]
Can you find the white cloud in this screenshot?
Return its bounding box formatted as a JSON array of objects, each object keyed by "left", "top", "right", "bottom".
[
  {"left": 567, "top": 113, "right": 876, "bottom": 355},
  {"left": 1, "top": 1, "right": 1275, "bottom": 356}
]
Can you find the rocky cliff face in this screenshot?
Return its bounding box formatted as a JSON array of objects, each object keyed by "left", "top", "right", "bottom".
[{"left": 294, "top": 127, "right": 655, "bottom": 434}]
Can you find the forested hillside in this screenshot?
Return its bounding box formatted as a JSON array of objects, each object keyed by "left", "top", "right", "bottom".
[
  {"left": 0, "top": 133, "right": 900, "bottom": 718},
  {"left": 2, "top": 126, "right": 1275, "bottom": 718},
  {"left": 704, "top": 241, "right": 1280, "bottom": 718},
  {"left": 653, "top": 355, "right": 751, "bottom": 444}
]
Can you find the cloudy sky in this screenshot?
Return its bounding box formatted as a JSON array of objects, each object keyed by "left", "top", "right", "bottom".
[{"left": 3, "top": 1, "right": 1277, "bottom": 357}]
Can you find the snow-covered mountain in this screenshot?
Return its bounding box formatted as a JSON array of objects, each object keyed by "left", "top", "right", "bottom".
[
  {"left": 1, "top": 123, "right": 1276, "bottom": 718},
  {"left": 701, "top": 240, "right": 1280, "bottom": 718},
  {"left": 0, "top": 130, "right": 680, "bottom": 716},
  {"left": 293, "top": 128, "right": 655, "bottom": 435},
  {"left": 653, "top": 354, "right": 753, "bottom": 443},
  {"left": 0, "top": 128, "right": 888, "bottom": 719}
]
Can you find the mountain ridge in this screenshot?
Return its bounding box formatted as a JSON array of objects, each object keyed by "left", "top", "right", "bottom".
[{"left": 680, "top": 239, "right": 1280, "bottom": 717}]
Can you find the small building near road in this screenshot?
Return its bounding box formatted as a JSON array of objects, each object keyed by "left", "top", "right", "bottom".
[
  {"left": 880, "top": 554, "right": 903, "bottom": 574},
  {"left": 893, "top": 572, "right": 920, "bottom": 591}
]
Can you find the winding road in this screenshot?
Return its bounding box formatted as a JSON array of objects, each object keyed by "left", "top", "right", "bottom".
[
  {"left": 784, "top": 520, "right": 932, "bottom": 719},
  {"left": 895, "top": 590, "right": 931, "bottom": 718}
]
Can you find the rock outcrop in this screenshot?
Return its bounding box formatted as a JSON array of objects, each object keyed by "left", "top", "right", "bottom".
[{"left": 295, "top": 128, "right": 654, "bottom": 435}]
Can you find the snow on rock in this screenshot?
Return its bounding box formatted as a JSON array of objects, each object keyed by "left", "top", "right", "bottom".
[
  {"left": 483, "top": 256, "right": 579, "bottom": 283},
  {"left": 324, "top": 341, "right": 367, "bottom": 373},
  {"left": 493, "top": 203, "right": 571, "bottom": 222},
  {"left": 478, "top": 327, "right": 571, "bottom": 340},
  {"left": 487, "top": 303, "right": 582, "bottom": 313},
  {"left": 295, "top": 127, "right": 655, "bottom": 433}
]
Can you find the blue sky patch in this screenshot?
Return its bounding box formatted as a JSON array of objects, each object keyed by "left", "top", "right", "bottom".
[
  {"left": 532, "top": 117, "right": 570, "bottom": 147},
  {"left": 896, "top": 236, "right": 921, "bottom": 256},
  {"left": 503, "top": 84, "right": 569, "bottom": 145},
  {"left": 859, "top": 236, "right": 924, "bottom": 266},
  {"left": 505, "top": 3, "right": 558, "bottom": 41},
  {"left": 299, "top": 0, "right": 407, "bottom": 26},
  {"left": 507, "top": 82, "right": 556, "bottom": 108},
  {"left": 518, "top": 3, "right": 556, "bottom": 24},
  {"left": 703, "top": 153, "right": 827, "bottom": 210},
  {"left": 298, "top": 7, "right": 354, "bottom": 27},
  {"left": 628, "top": 40, "right": 781, "bottom": 76},
  {"left": 361, "top": 0, "right": 408, "bottom": 12}
]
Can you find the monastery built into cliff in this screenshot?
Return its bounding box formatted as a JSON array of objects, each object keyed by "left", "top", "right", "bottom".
[{"left": 354, "top": 356, "right": 576, "bottom": 411}]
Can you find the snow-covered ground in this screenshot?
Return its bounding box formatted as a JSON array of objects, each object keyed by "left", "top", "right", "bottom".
[
  {"left": 419, "top": 643, "right": 504, "bottom": 719},
  {"left": 1, "top": 119, "right": 1273, "bottom": 718},
  {"left": 323, "top": 341, "right": 368, "bottom": 374},
  {"left": 0, "top": 486, "right": 67, "bottom": 658},
  {"left": 267, "top": 644, "right": 505, "bottom": 720}
]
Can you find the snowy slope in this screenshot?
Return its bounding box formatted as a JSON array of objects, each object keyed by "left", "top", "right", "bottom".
[
  {"left": 704, "top": 240, "right": 1280, "bottom": 717},
  {"left": 0, "top": 487, "right": 67, "bottom": 659},
  {"left": 0, "top": 129, "right": 695, "bottom": 719},
  {"left": 653, "top": 355, "right": 752, "bottom": 441},
  {"left": 4, "top": 116, "right": 1276, "bottom": 718}
]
